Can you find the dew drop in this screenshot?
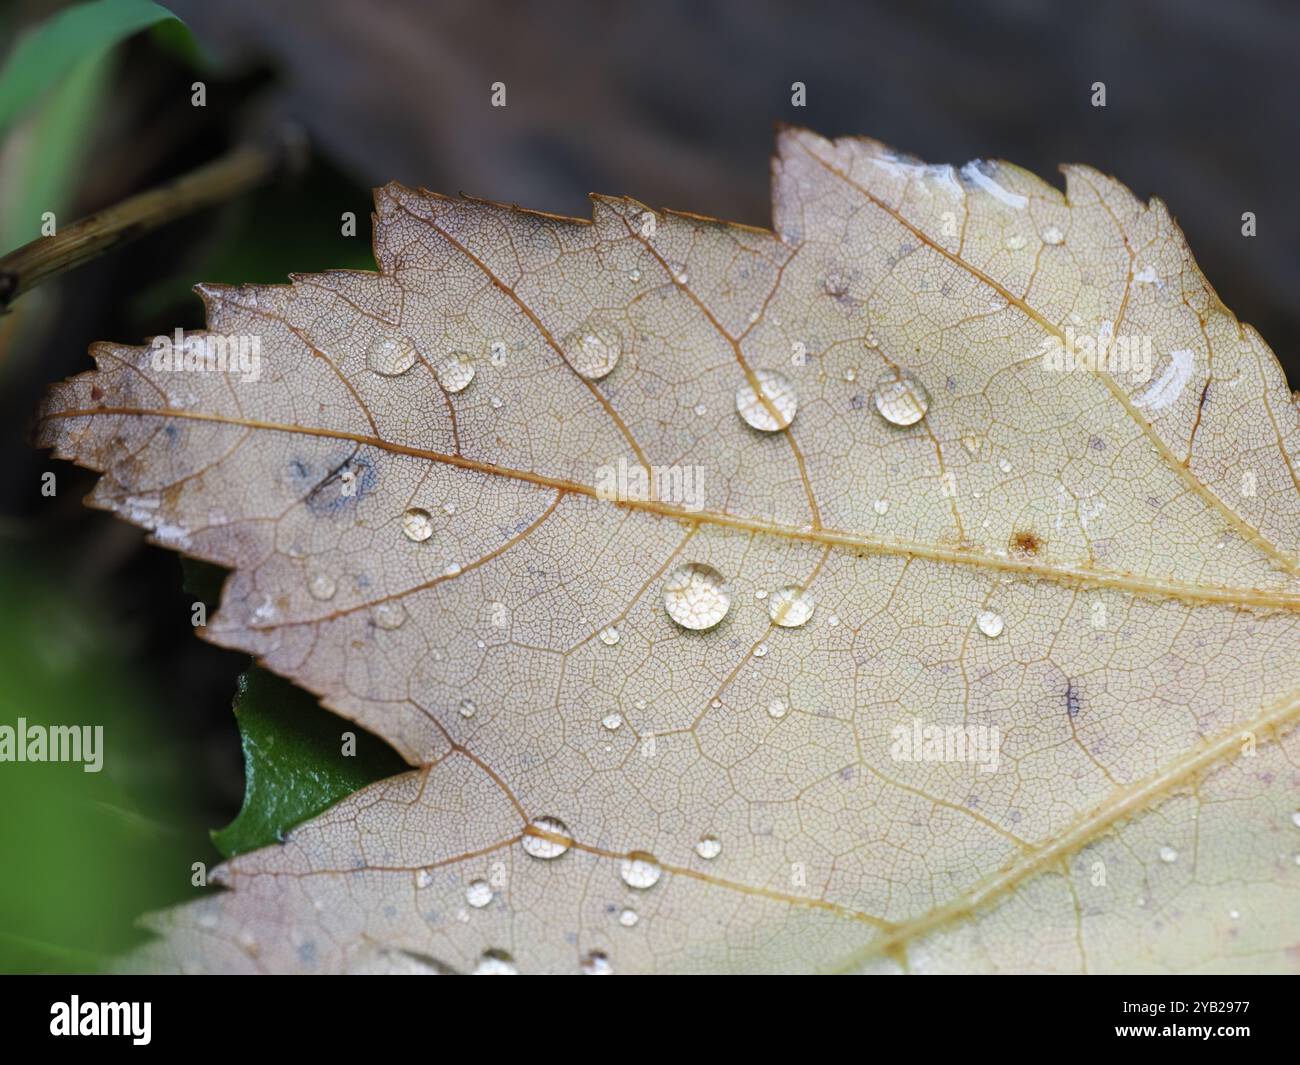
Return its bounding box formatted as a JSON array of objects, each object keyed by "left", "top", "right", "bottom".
[
  {"left": 601, "top": 712, "right": 623, "bottom": 731},
  {"left": 735, "top": 368, "right": 798, "bottom": 432},
  {"left": 522, "top": 815, "right": 572, "bottom": 859},
  {"left": 976, "top": 610, "right": 1004, "bottom": 638},
  {"left": 598, "top": 624, "right": 620, "bottom": 646},
  {"left": 566, "top": 326, "right": 621, "bottom": 380},
  {"left": 1158, "top": 845, "right": 1178, "bottom": 864},
  {"left": 618, "top": 907, "right": 639, "bottom": 927},
  {"left": 695, "top": 835, "right": 722, "bottom": 860},
  {"left": 372, "top": 601, "right": 407, "bottom": 630},
  {"left": 753, "top": 643, "right": 768, "bottom": 658},
  {"left": 620, "top": 851, "right": 662, "bottom": 889},
  {"left": 754, "top": 589, "right": 768, "bottom": 601},
  {"left": 873, "top": 367, "right": 931, "bottom": 426},
  {"left": 844, "top": 367, "right": 857, "bottom": 383},
  {"left": 1291, "top": 811, "right": 1300, "bottom": 828},
  {"left": 1041, "top": 225, "right": 1065, "bottom": 245},
  {"left": 308, "top": 572, "right": 336, "bottom": 601},
  {"left": 1004, "top": 234, "right": 1026, "bottom": 250},
  {"left": 629, "top": 268, "right": 641, "bottom": 282},
  {"left": 998, "top": 458, "right": 1012, "bottom": 473},
  {"left": 580, "top": 950, "right": 613, "bottom": 975},
  {"left": 873, "top": 499, "right": 889, "bottom": 515},
  {"left": 465, "top": 879, "right": 493, "bottom": 908},
  {"left": 489, "top": 395, "right": 504, "bottom": 410},
  {"left": 402, "top": 507, "right": 434, "bottom": 542},
  {"left": 366, "top": 334, "right": 417, "bottom": 377},
  {"left": 416, "top": 868, "right": 434, "bottom": 888},
  {"left": 767, "top": 698, "right": 788, "bottom": 720},
  {"left": 662, "top": 562, "right": 732, "bottom": 631},
  {"left": 435, "top": 351, "right": 476, "bottom": 393},
  {"left": 473, "top": 949, "right": 517, "bottom": 975},
  {"left": 489, "top": 340, "right": 508, "bottom": 366},
  {"left": 767, "top": 584, "right": 815, "bottom": 628},
  {"left": 458, "top": 698, "right": 477, "bottom": 719}
]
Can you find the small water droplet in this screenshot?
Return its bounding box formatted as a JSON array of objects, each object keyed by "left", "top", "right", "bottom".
[
  {"left": 489, "top": 340, "right": 508, "bottom": 366},
  {"left": 998, "top": 458, "right": 1012, "bottom": 473},
  {"left": 522, "top": 815, "right": 572, "bottom": 859},
  {"left": 620, "top": 851, "right": 662, "bottom": 889},
  {"left": 873, "top": 499, "right": 889, "bottom": 515},
  {"left": 372, "top": 601, "right": 407, "bottom": 630},
  {"left": 1041, "top": 225, "right": 1065, "bottom": 245},
  {"left": 767, "top": 584, "right": 815, "bottom": 628},
  {"left": 490, "top": 395, "right": 504, "bottom": 410},
  {"left": 308, "top": 572, "right": 336, "bottom": 601},
  {"left": 694, "top": 403, "right": 707, "bottom": 417},
  {"left": 435, "top": 351, "right": 476, "bottom": 393},
  {"left": 618, "top": 907, "right": 639, "bottom": 927},
  {"left": 873, "top": 367, "right": 931, "bottom": 426},
  {"left": 473, "top": 949, "right": 517, "bottom": 975},
  {"left": 402, "top": 507, "right": 434, "bottom": 542},
  {"left": 601, "top": 712, "right": 623, "bottom": 731},
  {"left": 823, "top": 272, "right": 849, "bottom": 297},
  {"left": 458, "top": 698, "right": 477, "bottom": 719},
  {"left": 580, "top": 950, "right": 613, "bottom": 975},
  {"left": 1228, "top": 909, "right": 1241, "bottom": 920},
  {"left": 1004, "top": 234, "right": 1026, "bottom": 250},
  {"left": 827, "top": 613, "right": 840, "bottom": 627},
  {"left": 735, "top": 368, "right": 798, "bottom": 432},
  {"left": 1291, "top": 811, "right": 1300, "bottom": 828},
  {"left": 1158, "top": 845, "right": 1178, "bottom": 864},
  {"left": 754, "top": 589, "right": 768, "bottom": 601},
  {"left": 754, "top": 642, "right": 768, "bottom": 658},
  {"left": 976, "top": 610, "right": 1004, "bottom": 638},
  {"left": 695, "top": 835, "right": 722, "bottom": 860},
  {"left": 629, "top": 268, "right": 641, "bottom": 282},
  {"left": 367, "top": 334, "right": 417, "bottom": 377},
  {"left": 566, "top": 325, "right": 621, "bottom": 380},
  {"left": 767, "top": 698, "right": 788, "bottom": 719},
  {"left": 598, "top": 624, "right": 620, "bottom": 646},
  {"left": 662, "top": 562, "right": 732, "bottom": 631},
  {"left": 466, "top": 879, "right": 493, "bottom": 908},
  {"left": 416, "top": 868, "right": 434, "bottom": 888}
]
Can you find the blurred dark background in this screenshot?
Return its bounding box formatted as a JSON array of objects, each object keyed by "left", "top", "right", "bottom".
[{"left": 0, "top": 0, "right": 1296, "bottom": 968}]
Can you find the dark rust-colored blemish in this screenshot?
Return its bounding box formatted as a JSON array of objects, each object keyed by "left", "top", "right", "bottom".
[
  {"left": 1010, "top": 530, "right": 1041, "bottom": 557},
  {"left": 90, "top": 385, "right": 104, "bottom": 403}
]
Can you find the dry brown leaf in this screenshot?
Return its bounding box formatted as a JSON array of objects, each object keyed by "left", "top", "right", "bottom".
[{"left": 39, "top": 128, "right": 1300, "bottom": 973}]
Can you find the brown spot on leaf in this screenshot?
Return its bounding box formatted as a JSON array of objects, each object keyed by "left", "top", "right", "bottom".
[{"left": 1010, "top": 530, "right": 1041, "bottom": 557}]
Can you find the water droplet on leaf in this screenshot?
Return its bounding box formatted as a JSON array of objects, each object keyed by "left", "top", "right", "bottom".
[
  {"left": 662, "top": 562, "right": 731, "bottom": 631},
  {"left": 620, "top": 851, "right": 662, "bottom": 889},
  {"left": 767, "top": 584, "right": 815, "bottom": 628},
  {"left": 522, "top": 815, "right": 572, "bottom": 859},
  {"left": 873, "top": 367, "right": 931, "bottom": 426},
  {"left": 735, "top": 368, "right": 798, "bottom": 432}
]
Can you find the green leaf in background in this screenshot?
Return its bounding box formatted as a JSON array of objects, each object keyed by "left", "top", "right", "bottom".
[
  {"left": 212, "top": 668, "right": 407, "bottom": 858},
  {"left": 0, "top": 0, "right": 178, "bottom": 135}
]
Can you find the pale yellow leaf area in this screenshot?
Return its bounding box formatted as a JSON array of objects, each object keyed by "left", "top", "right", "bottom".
[{"left": 40, "top": 128, "right": 1300, "bottom": 973}]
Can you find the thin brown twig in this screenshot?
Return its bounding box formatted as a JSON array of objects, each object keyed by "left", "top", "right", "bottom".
[{"left": 0, "top": 128, "right": 306, "bottom": 312}]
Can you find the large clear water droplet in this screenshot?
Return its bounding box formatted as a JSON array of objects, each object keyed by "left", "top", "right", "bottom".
[
  {"left": 436, "top": 351, "right": 476, "bottom": 393},
  {"left": 695, "top": 835, "right": 722, "bottom": 860},
  {"left": 873, "top": 367, "right": 931, "bottom": 426},
  {"left": 402, "top": 507, "right": 434, "bottom": 543},
  {"left": 465, "top": 879, "right": 493, "bottom": 908},
  {"left": 662, "top": 562, "right": 732, "bottom": 631},
  {"left": 598, "top": 624, "right": 620, "bottom": 646},
  {"left": 308, "top": 572, "right": 336, "bottom": 601},
  {"left": 1159, "top": 845, "right": 1178, "bottom": 864},
  {"left": 620, "top": 851, "right": 662, "bottom": 889},
  {"left": 767, "top": 584, "right": 815, "bottom": 628},
  {"left": 367, "top": 334, "right": 417, "bottom": 377},
  {"left": 976, "top": 610, "right": 1004, "bottom": 638},
  {"left": 735, "top": 368, "right": 798, "bottom": 432},
  {"left": 372, "top": 601, "right": 407, "bottom": 630},
  {"left": 473, "top": 949, "right": 517, "bottom": 975},
  {"left": 767, "top": 697, "right": 788, "bottom": 719},
  {"left": 580, "top": 950, "right": 613, "bottom": 975},
  {"left": 522, "top": 815, "right": 572, "bottom": 859},
  {"left": 566, "top": 324, "right": 621, "bottom": 380},
  {"left": 618, "top": 907, "right": 639, "bottom": 927}
]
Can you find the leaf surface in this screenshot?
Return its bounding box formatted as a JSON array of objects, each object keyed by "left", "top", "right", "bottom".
[{"left": 40, "top": 128, "right": 1300, "bottom": 973}]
